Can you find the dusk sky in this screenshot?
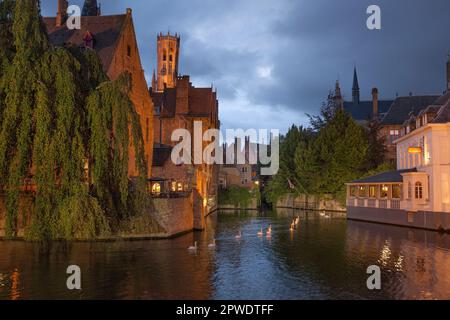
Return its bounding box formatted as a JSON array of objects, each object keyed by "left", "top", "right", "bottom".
[{"left": 41, "top": 0, "right": 450, "bottom": 134}]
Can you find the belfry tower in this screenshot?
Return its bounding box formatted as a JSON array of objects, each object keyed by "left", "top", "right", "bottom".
[{"left": 154, "top": 32, "right": 180, "bottom": 92}]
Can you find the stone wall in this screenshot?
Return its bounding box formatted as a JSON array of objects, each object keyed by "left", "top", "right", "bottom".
[
  {"left": 276, "top": 193, "right": 346, "bottom": 212},
  {"left": 152, "top": 195, "right": 194, "bottom": 236},
  {"left": 348, "top": 206, "right": 450, "bottom": 231},
  {"left": 218, "top": 198, "right": 259, "bottom": 211}
]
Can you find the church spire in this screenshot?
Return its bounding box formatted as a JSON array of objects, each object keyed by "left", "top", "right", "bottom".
[
  {"left": 82, "top": 0, "right": 100, "bottom": 16},
  {"left": 352, "top": 67, "right": 360, "bottom": 105},
  {"left": 151, "top": 69, "right": 157, "bottom": 92}
]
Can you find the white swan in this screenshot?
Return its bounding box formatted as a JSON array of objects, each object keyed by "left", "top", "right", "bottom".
[
  {"left": 188, "top": 241, "right": 198, "bottom": 251},
  {"left": 208, "top": 239, "right": 216, "bottom": 248},
  {"left": 235, "top": 231, "right": 242, "bottom": 240},
  {"left": 257, "top": 228, "right": 263, "bottom": 237},
  {"left": 319, "top": 211, "right": 326, "bottom": 217},
  {"left": 266, "top": 225, "right": 272, "bottom": 236}
]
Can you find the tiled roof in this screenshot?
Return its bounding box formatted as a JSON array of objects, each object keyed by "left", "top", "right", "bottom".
[
  {"left": 350, "top": 168, "right": 417, "bottom": 184},
  {"left": 343, "top": 100, "right": 393, "bottom": 121},
  {"left": 151, "top": 89, "right": 177, "bottom": 117},
  {"left": 43, "top": 15, "right": 127, "bottom": 72},
  {"left": 151, "top": 86, "right": 217, "bottom": 117},
  {"left": 381, "top": 95, "right": 440, "bottom": 125}
]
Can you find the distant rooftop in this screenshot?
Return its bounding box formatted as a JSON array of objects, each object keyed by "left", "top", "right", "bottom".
[
  {"left": 381, "top": 95, "right": 441, "bottom": 125},
  {"left": 350, "top": 168, "right": 417, "bottom": 184}
]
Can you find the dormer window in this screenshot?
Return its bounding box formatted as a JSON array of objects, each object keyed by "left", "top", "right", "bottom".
[{"left": 83, "top": 31, "right": 94, "bottom": 49}]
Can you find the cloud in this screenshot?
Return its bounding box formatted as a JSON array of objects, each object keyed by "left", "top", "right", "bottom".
[{"left": 41, "top": 0, "right": 450, "bottom": 134}]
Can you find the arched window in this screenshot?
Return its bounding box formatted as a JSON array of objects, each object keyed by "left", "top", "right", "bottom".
[
  {"left": 415, "top": 182, "right": 423, "bottom": 199},
  {"left": 163, "top": 49, "right": 167, "bottom": 61}
]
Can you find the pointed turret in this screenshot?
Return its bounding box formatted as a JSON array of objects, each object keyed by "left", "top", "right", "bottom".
[
  {"left": 333, "top": 80, "right": 343, "bottom": 109},
  {"left": 151, "top": 70, "right": 157, "bottom": 92},
  {"left": 352, "top": 67, "right": 360, "bottom": 105}
]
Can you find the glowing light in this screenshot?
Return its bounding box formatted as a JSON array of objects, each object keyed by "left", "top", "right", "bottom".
[
  {"left": 408, "top": 147, "right": 422, "bottom": 154},
  {"left": 255, "top": 180, "right": 260, "bottom": 186}
]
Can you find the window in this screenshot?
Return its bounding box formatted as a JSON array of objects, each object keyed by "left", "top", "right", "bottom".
[
  {"left": 380, "top": 185, "right": 389, "bottom": 198},
  {"left": 408, "top": 182, "right": 412, "bottom": 199},
  {"left": 127, "top": 45, "right": 131, "bottom": 57},
  {"left": 415, "top": 182, "right": 423, "bottom": 199},
  {"left": 369, "top": 185, "right": 377, "bottom": 198},
  {"left": 388, "top": 129, "right": 400, "bottom": 144},
  {"left": 163, "top": 49, "right": 167, "bottom": 61},
  {"left": 349, "top": 186, "right": 357, "bottom": 197},
  {"left": 171, "top": 181, "right": 177, "bottom": 192},
  {"left": 392, "top": 185, "right": 401, "bottom": 199},
  {"left": 177, "top": 182, "right": 183, "bottom": 192},
  {"left": 151, "top": 183, "right": 161, "bottom": 194},
  {"left": 359, "top": 186, "right": 368, "bottom": 198}
]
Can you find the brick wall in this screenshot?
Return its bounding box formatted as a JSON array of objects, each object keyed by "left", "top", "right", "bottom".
[
  {"left": 107, "top": 11, "right": 154, "bottom": 178},
  {"left": 152, "top": 196, "right": 194, "bottom": 236}
]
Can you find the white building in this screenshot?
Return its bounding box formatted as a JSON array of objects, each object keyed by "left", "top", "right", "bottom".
[{"left": 346, "top": 92, "right": 450, "bottom": 231}]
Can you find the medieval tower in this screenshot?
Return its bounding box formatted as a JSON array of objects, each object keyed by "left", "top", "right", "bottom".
[{"left": 153, "top": 32, "right": 180, "bottom": 92}]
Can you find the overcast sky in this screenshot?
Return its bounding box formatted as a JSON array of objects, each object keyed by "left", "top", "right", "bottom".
[{"left": 41, "top": 0, "right": 450, "bottom": 134}]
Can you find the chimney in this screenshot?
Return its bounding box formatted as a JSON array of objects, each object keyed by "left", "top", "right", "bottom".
[
  {"left": 372, "top": 87, "right": 379, "bottom": 119},
  {"left": 56, "top": 0, "right": 68, "bottom": 27}
]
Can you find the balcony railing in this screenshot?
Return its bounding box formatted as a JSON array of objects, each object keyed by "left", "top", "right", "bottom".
[{"left": 347, "top": 197, "right": 402, "bottom": 210}]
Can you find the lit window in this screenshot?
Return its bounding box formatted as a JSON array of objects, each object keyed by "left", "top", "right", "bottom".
[
  {"left": 415, "top": 182, "right": 423, "bottom": 199},
  {"left": 359, "top": 186, "right": 368, "bottom": 198},
  {"left": 171, "top": 181, "right": 177, "bottom": 192},
  {"left": 177, "top": 182, "right": 183, "bottom": 191},
  {"left": 369, "top": 186, "right": 377, "bottom": 198},
  {"left": 152, "top": 183, "right": 161, "bottom": 194},
  {"left": 380, "top": 185, "right": 389, "bottom": 198}
]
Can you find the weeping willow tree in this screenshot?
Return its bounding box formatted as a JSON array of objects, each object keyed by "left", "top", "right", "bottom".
[{"left": 0, "top": 0, "right": 149, "bottom": 240}]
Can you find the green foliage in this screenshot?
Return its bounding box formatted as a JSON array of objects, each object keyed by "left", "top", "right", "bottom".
[
  {"left": 0, "top": 0, "right": 151, "bottom": 240},
  {"left": 219, "top": 187, "right": 258, "bottom": 208},
  {"left": 265, "top": 94, "right": 383, "bottom": 207},
  {"left": 54, "top": 194, "right": 111, "bottom": 240}
]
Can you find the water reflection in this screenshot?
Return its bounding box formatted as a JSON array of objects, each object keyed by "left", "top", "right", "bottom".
[{"left": 0, "top": 210, "right": 449, "bottom": 300}]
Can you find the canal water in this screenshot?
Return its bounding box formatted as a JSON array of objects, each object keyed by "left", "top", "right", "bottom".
[{"left": 0, "top": 210, "right": 449, "bottom": 300}]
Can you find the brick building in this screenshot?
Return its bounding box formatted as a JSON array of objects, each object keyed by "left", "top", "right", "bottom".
[
  {"left": 219, "top": 137, "right": 259, "bottom": 190},
  {"left": 44, "top": 0, "right": 154, "bottom": 178},
  {"left": 149, "top": 33, "right": 220, "bottom": 226}
]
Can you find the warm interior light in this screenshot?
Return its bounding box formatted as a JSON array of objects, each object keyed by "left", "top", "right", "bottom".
[{"left": 408, "top": 147, "right": 422, "bottom": 154}]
